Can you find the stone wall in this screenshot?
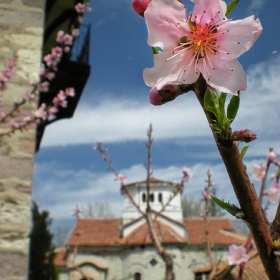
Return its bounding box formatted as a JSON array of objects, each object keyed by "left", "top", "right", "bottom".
[{"left": 0, "top": 0, "right": 45, "bottom": 279}]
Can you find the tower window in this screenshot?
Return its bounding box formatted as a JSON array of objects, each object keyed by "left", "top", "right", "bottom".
[
  {"left": 158, "top": 193, "right": 162, "bottom": 203},
  {"left": 142, "top": 193, "right": 146, "bottom": 202},
  {"left": 150, "top": 193, "right": 154, "bottom": 202}
]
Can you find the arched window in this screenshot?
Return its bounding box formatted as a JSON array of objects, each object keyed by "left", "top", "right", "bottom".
[
  {"left": 134, "top": 272, "right": 141, "bottom": 280},
  {"left": 150, "top": 193, "right": 154, "bottom": 202},
  {"left": 142, "top": 193, "right": 146, "bottom": 202},
  {"left": 158, "top": 193, "right": 162, "bottom": 203}
]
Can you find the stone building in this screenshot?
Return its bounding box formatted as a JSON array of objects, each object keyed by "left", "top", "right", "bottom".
[
  {"left": 55, "top": 178, "right": 247, "bottom": 280},
  {"left": 0, "top": 1, "right": 45, "bottom": 279},
  {"left": 0, "top": 0, "right": 90, "bottom": 279}
]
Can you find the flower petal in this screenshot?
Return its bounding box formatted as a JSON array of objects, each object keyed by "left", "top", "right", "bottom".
[
  {"left": 217, "top": 16, "right": 263, "bottom": 60},
  {"left": 144, "top": 0, "right": 187, "bottom": 49},
  {"left": 192, "top": 0, "right": 227, "bottom": 25},
  {"left": 197, "top": 55, "right": 246, "bottom": 94},
  {"left": 143, "top": 48, "right": 199, "bottom": 88}
]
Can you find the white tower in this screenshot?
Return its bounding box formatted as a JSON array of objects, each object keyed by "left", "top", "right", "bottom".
[{"left": 122, "top": 178, "right": 183, "bottom": 224}]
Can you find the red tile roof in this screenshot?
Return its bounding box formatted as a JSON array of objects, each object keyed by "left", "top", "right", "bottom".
[
  {"left": 66, "top": 217, "right": 245, "bottom": 247},
  {"left": 55, "top": 248, "right": 67, "bottom": 267},
  {"left": 183, "top": 217, "right": 246, "bottom": 245},
  {"left": 122, "top": 220, "right": 187, "bottom": 245},
  {"left": 67, "top": 218, "right": 121, "bottom": 246}
]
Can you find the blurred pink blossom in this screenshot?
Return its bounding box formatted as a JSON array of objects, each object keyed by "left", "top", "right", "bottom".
[
  {"left": 227, "top": 245, "right": 249, "bottom": 265},
  {"left": 33, "top": 103, "right": 47, "bottom": 120},
  {"left": 56, "top": 30, "right": 65, "bottom": 44},
  {"left": 267, "top": 188, "right": 280, "bottom": 204},
  {"left": 65, "top": 87, "right": 75, "bottom": 97},
  {"left": 63, "top": 34, "right": 73, "bottom": 45},
  {"left": 115, "top": 174, "right": 127, "bottom": 183},
  {"left": 267, "top": 149, "right": 276, "bottom": 162},
  {"left": 274, "top": 182, "right": 280, "bottom": 190},
  {"left": 252, "top": 164, "right": 266, "bottom": 181},
  {"left": 75, "top": 3, "right": 85, "bottom": 13},
  {"left": 72, "top": 28, "right": 80, "bottom": 36}
]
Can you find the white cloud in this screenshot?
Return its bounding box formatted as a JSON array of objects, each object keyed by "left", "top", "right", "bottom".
[
  {"left": 34, "top": 157, "right": 278, "bottom": 221},
  {"left": 247, "top": 0, "right": 266, "bottom": 14},
  {"left": 40, "top": 55, "right": 280, "bottom": 162}
]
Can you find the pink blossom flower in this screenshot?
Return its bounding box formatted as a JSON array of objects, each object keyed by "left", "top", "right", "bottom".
[
  {"left": 252, "top": 164, "right": 266, "bottom": 181},
  {"left": 45, "top": 72, "right": 55, "bottom": 80},
  {"left": 267, "top": 148, "right": 276, "bottom": 162},
  {"left": 203, "top": 192, "right": 211, "bottom": 200},
  {"left": 85, "top": 7, "right": 92, "bottom": 12},
  {"left": 22, "top": 91, "right": 37, "bottom": 103},
  {"left": 227, "top": 245, "right": 249, "bottom": 265},
  {"left": 48, "top": 106, "right": 58, "bottom": 115},
  {"left": 63, "top": 34, "right": 73, "bottom": 45},
  {"left": 43, "top": 54, "right": 60, "bottom": 67},
  {"left": 64, "top": 46, "right": 70, "bottom": 53},
  {"left": 143, "top": 0, "right": 262, "bottom": 95},
  {"left": 8, "top": 57, "right": 18, "bottom": 68},
  {"left": 10, "top": 120, "right": 20, "bottom": 129},
  {"left": 0, "top": 73, "right": 7, "bottom": 83},
  {"left": 2, "top": 69, "right": 13, "bottom": 80},
  {"left": 51, "top": 46, "right": 63, "bottom": 57},
  {"left": 115, "top": 174, "right": 127, "bottom": 183},
  {"left": 75, "top": 3, "right": 85, "bottom": 13},
  {"left": 274, "top": 182, "right": 280, "bottom": 190},
  {"left": 33, "top": 103, "right": 47, "bottom": 120},
  {"left": 267, "top": 188, "right": 280, "bottom": 204},
  {"left": 72, "top": 28, "right": 80, "bottom": 37},
  {"left": 65, "top": 87, "right": 75, "bottom": 97},
  {"left": 38, "top": 81, "right": 49, "bottom": 92},
  {"left": 132, "top": 0, "right": 151, "bottom": 16},
  {"left": 72, "top": 205, "right": 82, "bottom": 220},
  {"left": 56, "top": 30, "right": 65, "bottom": 44}
]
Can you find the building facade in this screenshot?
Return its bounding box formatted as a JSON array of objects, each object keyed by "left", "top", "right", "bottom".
[{"left": 55, "top": 178, "right": 246, "bottom": 280}]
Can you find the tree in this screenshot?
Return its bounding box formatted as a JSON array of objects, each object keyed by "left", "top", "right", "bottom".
[
  {"left": 181, "top": 195, "right": 202, "bottom": 218},
  {"left": 29, "top": 202, "right": 58, "bottom": 280}
]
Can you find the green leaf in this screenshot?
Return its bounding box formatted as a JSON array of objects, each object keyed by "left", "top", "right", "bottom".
[
  {"left": 211, "top": 195, "right": 241, "bottom": 217},
  {"left": 227, "top": 92, "right": 240, "bottom": 123},
  {"left": 218, "top": 92, "right": 227, "bottom": 126},
  {"left": 204, "top": 87, "right": 220, "bottom": 119},
  {"left": 226, "top": 0, "right": 240, "bottom": 17},
  {"left": 240, "top": 144, "right": 249, "bottom": 159},
  {"left": 151, "top": 47, "right": 160, "bottom": 55}
]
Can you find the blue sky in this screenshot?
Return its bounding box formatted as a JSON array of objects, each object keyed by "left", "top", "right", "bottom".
[{"left": 33, "top": 0, "right": 280, "bottom": 232}]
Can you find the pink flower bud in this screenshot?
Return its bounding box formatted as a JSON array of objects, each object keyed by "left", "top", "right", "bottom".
[
  {"left": 132, "top": 0, "right": 151, "bottom": 17},
  {"left": 235, "top": 129, "right": 257, "bottom": 143},
  {"left": 267, "top": 148, "right": 276, "bottom": 162},
  {"left": 149, "top": 87, "right": 163, "bottom": 106},
  {"left": 149, "top": 84, "right": 183, "bottom": 106}
]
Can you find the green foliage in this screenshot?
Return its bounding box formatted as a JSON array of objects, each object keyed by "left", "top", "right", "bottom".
[
  {"left": 204, "top": 87, "right": 240, "bottom": 134},
  {"left": 210, "top": 195, "right": 241, "bottom": 217},
  {"left": 29, "top": 202, "right": 58, "bottom": 280},
  {"left": 240, "top": 144, "right": 249, "bottom": 159},
  {"left": 151, "top": 46, "right": 160, "bottom": 55},
  {"left": 227, "top": 93, "right": 240, "bottom": 122},
  {"left": 208, "top": 187, "right": 225, "bottom": 217},
  {"left": 226, "top": 0, "right": 240, "bottom": 17}
]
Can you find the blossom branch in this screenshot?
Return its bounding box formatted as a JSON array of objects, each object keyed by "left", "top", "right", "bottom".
[{"left": 192, "top": 75, "right": 280, "bottom": 279}]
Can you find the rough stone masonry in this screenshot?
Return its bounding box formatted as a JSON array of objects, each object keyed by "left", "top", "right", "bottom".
[{"left": 0, "top": 0, "right": 45, "bottom": 279}]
